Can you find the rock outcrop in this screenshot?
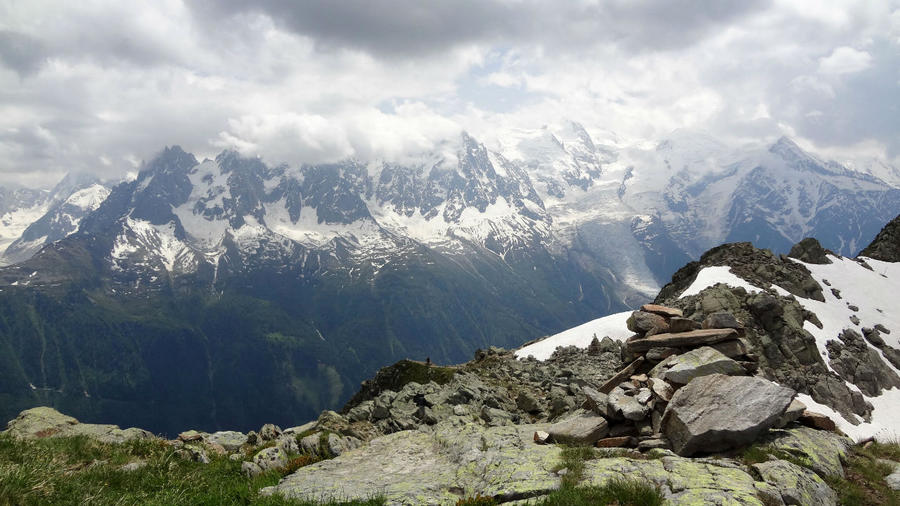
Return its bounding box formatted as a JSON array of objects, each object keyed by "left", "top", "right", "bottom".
[
  {"left": 4, "top": 407, "right": 153, "bottom": 443},
  {"left": 859, "top": 214, "right": 900, "bottom": 262}
]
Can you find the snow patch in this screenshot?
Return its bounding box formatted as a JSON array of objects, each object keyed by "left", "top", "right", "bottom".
[
  {"left": 679, "top": 266, "right": 765, "bottom": 298},
  {"left": 515, "top": 311, "right": 633, "bottom": 361}
]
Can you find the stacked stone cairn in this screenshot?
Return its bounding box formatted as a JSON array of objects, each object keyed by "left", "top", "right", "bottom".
[{"left": 538, "top": 304, "right": 831, "bottom": 457}]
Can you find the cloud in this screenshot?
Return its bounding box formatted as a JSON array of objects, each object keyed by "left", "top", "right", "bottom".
[
  {"left": 818, "top": 46, "right": 872, "bottom": 74},
  {"left": 0, "top": 0, "right": 898, "bottom": 187}
]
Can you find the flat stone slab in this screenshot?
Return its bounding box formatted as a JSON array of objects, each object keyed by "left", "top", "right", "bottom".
[
  {"left": 759, "top": 427, "right": 851, "bottom": 479},
  {"left": 655, "top": 346, "right": 746, "bottom": 385},
  {"left": 263, "top": 423, "right": 562, "bottom": 504},
  {"left": 3, "top": 407, "right": 153, "bottom": 444},
  {"left": 547, "top": 412, "right": 609, "bottom": 444},
  {"left": 627, "top": 328, "right": 738, "bottom": 353},
  {"left": 640, "top": 304, "right": 684, "bottom": 318},
  {"left": 662, "top": 374, "right": 795, "bottom": 456}
]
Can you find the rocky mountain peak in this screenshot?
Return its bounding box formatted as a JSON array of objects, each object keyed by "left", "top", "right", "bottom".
[{"left": 859, "top": 214, "right": 900, "bottom": 262}]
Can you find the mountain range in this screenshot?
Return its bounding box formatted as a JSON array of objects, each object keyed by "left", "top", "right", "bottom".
[{"left": 0, "top": 123, "right": 897, "bottom": 435}]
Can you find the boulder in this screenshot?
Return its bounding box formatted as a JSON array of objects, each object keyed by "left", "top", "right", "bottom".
[
  {"left": 258, "top": 423, "right": 282, "bottom": 441},
  {"left": 580, "top": 386, "right": 609, "bottom": 417},
  {"left": 178, "top": 430, "right": 204, "bottom": 442},
  {"left": 608, "top": 386, "right": 650, "bottom": 421},
  {"left": 640, "top": 304, "right": 684, "bottom": 318},
  {"left": 702, "top": 312, "right": 744, "bottom": 330},
  {"left": 3, "top": 407, "right": 153, "bottom": 444},
  {"left": 626, "top": 311, "right": 670, "bottom": 336},
  {"left": 207, "top": 431, "right": 248, "bottom": 452},
  {"left": 661, "top": 374, "right": 795, "bottom": 456},
  {"left": 654, "top": 346, "right": 746, "bottom": 385},
  {"left": 547, "top": 412, "right": 609, "bottom": 444},
  {"left": 648, "top": 378, "right": 674, "bottom": 402},
  {"left": 516, "top": 391, "right": 542, "bottom": 414},
  {"left": 533, "top": 431, "right": 550, "bottom": 444},
  {"left": 242, "top": 461, "right": 263, "bottom": 477},
  {"left": 788, "top": 237, "right": 833, "bottom": 265},
  {"left": 753, "top": 459, "right": 837, "bottom": 505},
  {"left": 626, "top": 328, "right": 738, "bottom": 353},
  {"left": 775, "top": 399, "right": 807, "bottom": 428},
  {"left": 885, "top": 461, "right": 900, "bottom": 491},
  {"left": 253, "top": 446, "right": 288, "bottom": 472}
]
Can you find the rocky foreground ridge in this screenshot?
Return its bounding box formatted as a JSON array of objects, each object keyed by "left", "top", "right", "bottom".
[
  {"left": 3, "top": 216, "right": 899, "bottom": 505},
  {"left": 4, "top": 299, "right": 899, "bottom": 504}
]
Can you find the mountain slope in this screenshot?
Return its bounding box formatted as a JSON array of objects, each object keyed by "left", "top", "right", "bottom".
[{"left": 519, "top": 218, "right": 900, "bottom": 441}]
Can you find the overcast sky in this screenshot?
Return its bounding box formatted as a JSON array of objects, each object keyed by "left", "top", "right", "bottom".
[{"left": 1, "top": 0, "right": 898, "bottom": 186}]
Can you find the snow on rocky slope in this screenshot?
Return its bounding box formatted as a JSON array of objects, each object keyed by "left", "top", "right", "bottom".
[{"left": 517, "top": 238, "right": 900, "bottom": 441}]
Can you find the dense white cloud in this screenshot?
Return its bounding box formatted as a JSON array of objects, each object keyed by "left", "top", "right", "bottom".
[{"left": 0, "top": 0, "right": 897, "bottom": 186}]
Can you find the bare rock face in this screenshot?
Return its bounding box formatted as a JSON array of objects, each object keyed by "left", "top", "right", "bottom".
[
  {"left": 788, "top": 237, "right": 833, "bottom": 265},
  {"left": 661, "top": 374, "right": 795, "bottom": 456}
]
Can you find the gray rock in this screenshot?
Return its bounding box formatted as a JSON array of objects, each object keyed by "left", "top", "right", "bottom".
[
  {"left": 655, "top": 346, "right": 746, "bottom": 385},
  {"left": 788, "top": 238, "right": 833, "bottom": 265},
  {"left": 645, "top": 347, "right": 679, "bottom": 362},
  {"left": 775, "top": 399, "right": 807, "bottom": 428},
  {"left": 668, "top": 317, "right": 700, "bottom": 333},
  {"left": 253, "top": 446, "right": 288, "bottom": 472},
  {"left": 325, "top": 433, "right": 361, "bottom": 456},
  {"left": 580, "top": 386, "right": 609, "bottom": 417},
  {"left": 277, "top": 435, "right": 300, "bottom": 455},
  {"left": 708, "top": 338, "right": 750, "bottom": 359},
  {"left": 608, "top": 386, "right": 650, "bottom": 421},
  {"left": 875, "top": 323, "right": 891, "bottom": 335},
  {"left": 516, "top": 391, "right": 542, "bottom": 413},
  {"left": 258, "top": 424, "right": 282, "bottom": 442},
  {"left": 481, "top": 407, "right": 514, "bottom": 426},
  {"left": 207, "top": 431, "right": 248, "bottom": 452},
  {"left": 547, "top": 412, "right": 609, "bottom": 444},
  {"left": 626, "top": 311, "right": 670, "bottom": 336},
  {"left": 754, "top": 459, "right": 837, "bottom": 505},
  {"left": 661, "top": 374, "right": 795, "bottom": 456},
  {"left": 121, "top": 461, "right": 146, "bottom": 472},
  {"left": 648, "top": 378, "right": 673, "bottom": 402},
  {"left": 635, "top": 388, "right": 652, "bottom": 405},
  {"left": 242, "top": 461, "right": 263, "bottom": 477},
  {"left": 702, "top": 312, "right": 744, "bottom": 330},
  {"left": 300, "top": 433, "right": 322, "bottom": 454},
  {"left": 182, "top": 444, "right": 210, "bottom": 464},
  {"left": 885, "top": 461, "right": 900, "bottom": 491},
  {"left": 347, "top": 400, "right": 374, "bottom": 422}
]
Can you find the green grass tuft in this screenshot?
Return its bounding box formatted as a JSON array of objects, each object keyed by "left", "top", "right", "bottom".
[
  {"left": 532, "top": 478, "right": 664, "bottom": 506},
  {"left": 0, "top": 433, "right": 381, "bottom": 505}
]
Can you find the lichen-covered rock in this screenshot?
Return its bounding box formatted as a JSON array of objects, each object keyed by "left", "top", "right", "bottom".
[
  {"left": 206, "top": 431, "right": 247, "bottom": 451},
  {"left": 253, "top": 446, "right": 288, "bottom": 472},
  {"left": 754, "top": 459, "right": 837, "bottom": 505},
  {"left": 608, "top": 385, "right": 650, "bottom": 421},
  {"left": 652, "top": 346, "right": 746, "bottom": 385},
  {"left": 859, "top": 214, "right": 900, "bottom": 262},
  {"left": 258, "top": 423, "right": 282, "bottom": 442},
  {"left": 662, "top": 374, "right": 795, "bottom": 456},
  {"left": 582, "top": 455, "right": 783, "bottom": 505},
  {"left": 3, "top": 407, "right": 153, "bottom": 443},
  {"left": 758, "top": 427, "right": 851, "bottom": 479},
  {"left": 262, "top": 423, "right": 562, "bottom": 504},
  {"left": 702, "top": 312, "right": 745, "bottom": 330}
]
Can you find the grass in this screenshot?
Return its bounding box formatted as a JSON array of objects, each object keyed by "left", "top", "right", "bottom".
[
  {"left": 822, "top": 441, "right": 900, "bottom": 506},
  {"left": 532, "top": 479, "right": 665, "bottom": 506},
  {"left": 0, "top": 433, "right": 382, "bottom": 506}
]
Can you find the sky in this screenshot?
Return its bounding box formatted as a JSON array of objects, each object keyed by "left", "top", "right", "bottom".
[{"left": 0, "top": 0, "right": 898, "bottom": 187}]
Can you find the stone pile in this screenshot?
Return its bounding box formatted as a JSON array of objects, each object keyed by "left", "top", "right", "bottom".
[{"left": 542, "top": 304, "right": 835, "bottom": 457}]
